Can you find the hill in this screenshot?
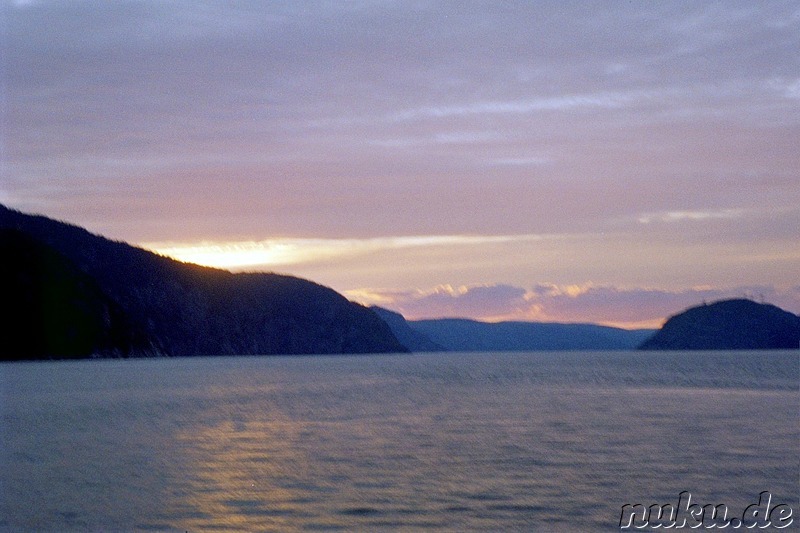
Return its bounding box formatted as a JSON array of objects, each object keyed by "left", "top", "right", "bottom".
[
  {"left": 372, "top": 306, "right": 655, "bottom": 351},
  {"left": 639, "top": 299, "right": 800, "bottom": 350},
  {"left": 1, "top": 228, "right": 149, "bottom": 359},
  {"left": 0, "top": 205, "right": 406, "bottom": 359},
  {"left": 370, "top": 307, "right": 446, "bottom": 352},
  {"left": 412, "top": 318, "right": 655, "bottom": 352}
]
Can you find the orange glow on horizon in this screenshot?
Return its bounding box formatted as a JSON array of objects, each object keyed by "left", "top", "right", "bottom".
[{"left": 140, "top": 234, "right": 547, "bottom": 271}]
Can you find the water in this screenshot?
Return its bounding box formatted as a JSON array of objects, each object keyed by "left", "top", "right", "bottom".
[{"left": 1, "top": 351, "right": 798, "bottom": 531}]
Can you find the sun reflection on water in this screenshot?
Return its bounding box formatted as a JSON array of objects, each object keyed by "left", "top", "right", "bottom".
[{"left": 172, "top": 418, "right": 325, "bottom": 532}]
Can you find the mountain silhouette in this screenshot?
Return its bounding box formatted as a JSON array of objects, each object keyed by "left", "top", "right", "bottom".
[
  {"left": 370, "top": 306, "right": 446, "bottom": 352},
  {"left": 372, "top": 306, "right": 655, "bottom": 351},
  {"left": 639, "top": 298, "right": 800, "bottom": 350},
  {"left": 1, "top": 228, "right": 149, "bottom": 359},
  {"left": 0, "top": 205, "right": 406, "bottom": 359}
]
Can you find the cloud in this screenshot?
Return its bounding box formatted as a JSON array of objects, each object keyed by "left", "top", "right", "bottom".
[
  {"left": 367, "top": 130, "right": 503, "bottom": 148},
  {"left": 6, "top": 1, "right": 799, "bottom": 302},
  {"left": 487, "top": 157, "right": 551, "bottom": 167},
  {"left": 637, "top": 208, "right": 745, "bottom": 224},
  {"left": 345, "top": 284, "right": 530, "bottom": 322},
  {"left": 348, "top": 283, "right": 800, "bottom": 329},
  {"left": 768, "top": 78, "right": 800, "bottom": 99},
  {"left": 388, "top": 92, "right": 636, "bottom": 122},
  {"left": 142, "top": 234, "right": 543, "bottom": 270}
]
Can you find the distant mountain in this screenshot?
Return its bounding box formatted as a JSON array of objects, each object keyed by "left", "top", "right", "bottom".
[
  {"left": 370, "top": 307, "right": 446, "bottom": 352},
  {"left": 412, "top": 319, "right": 655, "bottom": 352},
  {"left": 372, "top": 306, "right": 655, "bottom": 351},
  {"left": 639, "top": 299, "right": 800, "bottom": 350},
  {"left": 0, "top": 205, "right": 407, "bottom": 359}
]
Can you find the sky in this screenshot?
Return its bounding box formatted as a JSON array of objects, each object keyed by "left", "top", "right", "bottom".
[{"left": 3, "top": 0, "right": 799, "bottom": 328}]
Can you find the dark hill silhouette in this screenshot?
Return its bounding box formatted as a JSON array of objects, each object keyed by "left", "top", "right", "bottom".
[
  {"left": 1, "top": 228, "right": 149, "bottom": 359},
  {"left": 370, "top": 306, "right": 446, "bottom": 352},
  {"left": 371, "top": 306, "right": 655, "bottom": 351},
  {"left": 639, "top": 299, "right": 800, "bottom": 350},
  {"left": 0, "top": 205, "right": 406, "bottom": 358},
  {"left": 412, "top": 318, "right": 655, "bottom": 351}
]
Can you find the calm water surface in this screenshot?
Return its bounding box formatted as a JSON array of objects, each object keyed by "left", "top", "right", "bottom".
[{"left": 1, "top": 351, "right": 798, "bottom": 531}]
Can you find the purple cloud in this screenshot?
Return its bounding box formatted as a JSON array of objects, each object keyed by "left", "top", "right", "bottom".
[
  {"left": 350, "top": 283, "right": 800, "bottom": 329},
  {"left": 5, "top": 1, "right": 798, "bottom": 309}
]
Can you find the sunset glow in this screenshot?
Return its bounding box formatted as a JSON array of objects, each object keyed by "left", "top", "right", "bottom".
[
  {"left": 144, "top": 234, "right": 540, "bottom": 270},
  {"left": 6, "top": 0, "right": 799, "bottom": 325}
]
